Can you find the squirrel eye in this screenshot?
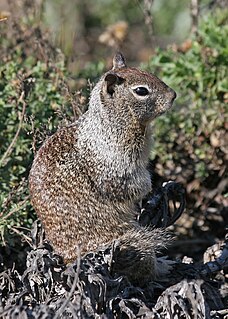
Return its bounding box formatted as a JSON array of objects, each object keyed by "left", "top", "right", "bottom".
[{"left": 133, "top": 86, "right": 149, "bottom": 96}]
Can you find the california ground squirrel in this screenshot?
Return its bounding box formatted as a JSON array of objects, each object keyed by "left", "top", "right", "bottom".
[{"left": 29, "top": 53, "right": 176, "bottom": 284}]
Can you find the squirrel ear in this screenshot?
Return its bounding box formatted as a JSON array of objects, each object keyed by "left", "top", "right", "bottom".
[
  {"left": 112, "top": 52, "right": 127, "bottom": 70},
  {"left": 104, "top": 73, "right": 124, "bottom": 96}
]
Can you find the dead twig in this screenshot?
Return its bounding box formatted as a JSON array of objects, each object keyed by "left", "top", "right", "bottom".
[
  {"left": 1, "top": 196, "right": 30, "bottom": 221},
  {"left": 53, "top": 246, "right": 81, "bottom": 318},
  {"left": 0, "top": 91, "right": 27, "bottom": 167},
  {"left": 137, "top": 0, "right": 155, "bottom": 44},
  {"left": 0, "top": 178, "right": 27, "bottom": 216},
  {"left": 9, "top": 226, "right": 32, "bottom": 245},
  {"left": 190, "top": 0, "right": 199, "bottom": 34}
]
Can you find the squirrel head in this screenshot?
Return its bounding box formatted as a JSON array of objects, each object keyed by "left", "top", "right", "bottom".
[{"left": 98, "top": 52, "right": 176, "bottom": 125}]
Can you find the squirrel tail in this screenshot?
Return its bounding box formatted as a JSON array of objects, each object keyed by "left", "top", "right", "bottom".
[{"left": 111, "top": 227, "right": 173, "bottom": 284}]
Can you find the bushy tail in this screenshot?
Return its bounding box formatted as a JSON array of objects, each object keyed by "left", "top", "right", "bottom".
[{"left": 111, "top": 226, "right": 173, "bottom": 284}]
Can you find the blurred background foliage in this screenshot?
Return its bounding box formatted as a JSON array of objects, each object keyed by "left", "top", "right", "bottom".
[
  {"left": 0, "top": 0, "right": 227, "bottom": 266},
  {"left": 43, "top": 0, "right": 192, "bottom": 70}
]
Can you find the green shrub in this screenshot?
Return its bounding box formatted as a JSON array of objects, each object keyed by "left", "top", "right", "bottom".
[
  {"left": 0, "top": 19, "right": 69, "bottom": 246},
  {"left": 145, "top": 9, "right": 227, "bottom": 209}
]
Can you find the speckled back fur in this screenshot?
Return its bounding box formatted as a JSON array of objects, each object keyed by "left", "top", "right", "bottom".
[{"left": 29, "top": 53, "right": 176, "bottom": 283}]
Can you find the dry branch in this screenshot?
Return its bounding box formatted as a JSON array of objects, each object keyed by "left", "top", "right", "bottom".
[{"left": 0, "top": 92, "right": 27, "bottom": 167}]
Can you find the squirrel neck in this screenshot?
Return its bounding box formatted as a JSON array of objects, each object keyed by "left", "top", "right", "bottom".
[
  {"left": 76, "top": 88, "right": 153, "bottom": 202},
  {"left": 79, "top": 83, "right": 152, "bottom": 165}
]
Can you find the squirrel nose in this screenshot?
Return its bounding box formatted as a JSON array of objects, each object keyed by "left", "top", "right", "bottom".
[{"left": 168, "top": 88, "right": 176, "bottom": 102}]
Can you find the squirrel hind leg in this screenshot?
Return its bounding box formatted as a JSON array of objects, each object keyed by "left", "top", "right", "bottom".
[{"left": 111, "top": 227, "right": 174, "bottom": 285}]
